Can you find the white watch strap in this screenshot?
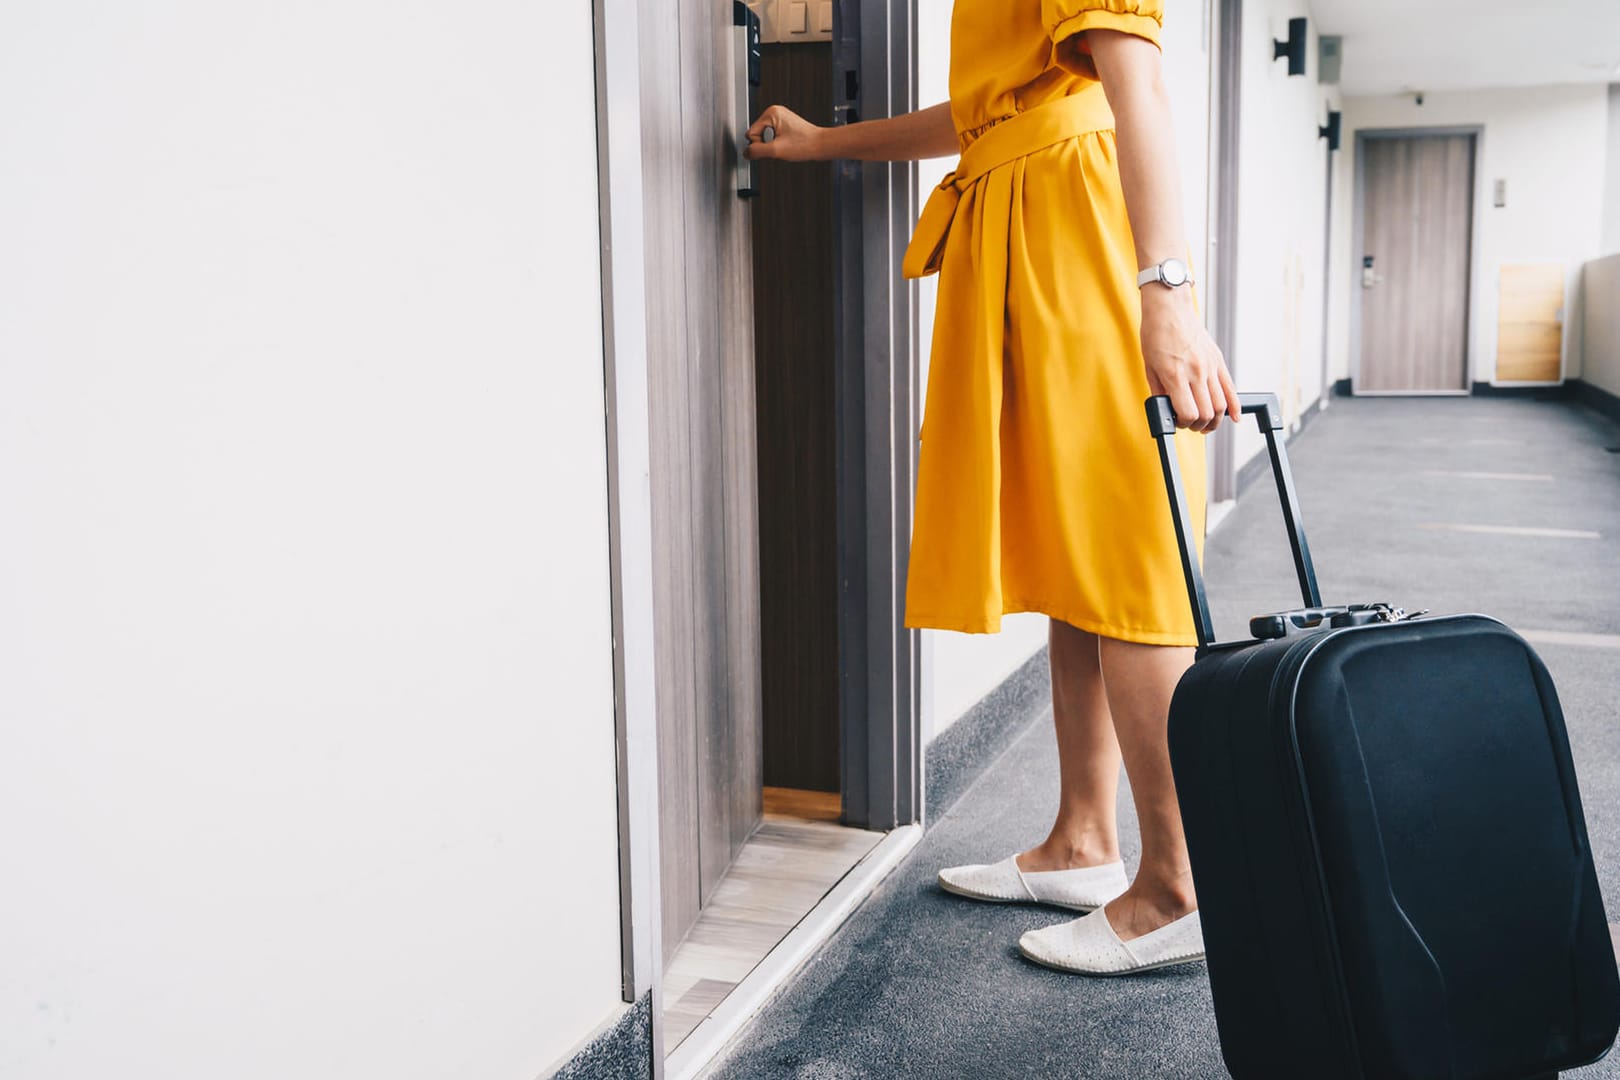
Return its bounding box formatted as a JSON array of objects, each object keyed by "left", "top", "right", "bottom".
[{"left": 1137, "top": 265, "right": 1163, "bottom": 288}]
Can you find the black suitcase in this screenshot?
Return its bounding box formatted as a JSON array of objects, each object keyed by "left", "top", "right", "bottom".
[{"left": 1145, "top": 392, "right": 1620, "bottom": 1080}]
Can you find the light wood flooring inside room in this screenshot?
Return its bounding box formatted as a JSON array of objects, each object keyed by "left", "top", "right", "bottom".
[{"left": 662, "top": 788, "right": 882, "bottom": 1052}]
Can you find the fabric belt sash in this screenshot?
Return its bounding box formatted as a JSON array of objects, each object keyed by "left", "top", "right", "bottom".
[{"left": 901, "top": 88, "right": 1116, "bottom": 280}]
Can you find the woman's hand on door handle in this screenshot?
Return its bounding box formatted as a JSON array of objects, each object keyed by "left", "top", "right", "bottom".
[
  {"left": 748, "top": 101, "right": 958, "bottom": 163},
  {"left": 746, "top": 106, "right": 823, "bottom": 162}
]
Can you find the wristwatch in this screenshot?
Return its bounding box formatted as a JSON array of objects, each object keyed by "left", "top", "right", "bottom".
[{"left": 1137, "top": 257, "right": 1193, "bottom": 289}]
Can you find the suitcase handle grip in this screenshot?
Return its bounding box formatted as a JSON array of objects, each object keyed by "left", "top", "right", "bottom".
[
  {"left": 1144, "top": 393, "right": 1323, "bottom": 653},
  {"left": 1250, "top": 605, "right": 1348, "bottom": 640}
]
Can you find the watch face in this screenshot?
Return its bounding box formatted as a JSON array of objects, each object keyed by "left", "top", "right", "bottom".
[{"left": 1161, "top": 258, "right": 1190, "bottom": 287}]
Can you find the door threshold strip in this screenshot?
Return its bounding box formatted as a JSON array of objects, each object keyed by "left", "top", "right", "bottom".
[{"left": 665, "top": 823, "right": 924, "bottom": 1080}]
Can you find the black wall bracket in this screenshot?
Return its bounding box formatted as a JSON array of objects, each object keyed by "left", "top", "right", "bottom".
[
  {"left": 1274, "top": 17, "right": 1307, "bottom": 77},
  {"left": 1319, "top": 109, "right": 1342, "bottom": 151}
]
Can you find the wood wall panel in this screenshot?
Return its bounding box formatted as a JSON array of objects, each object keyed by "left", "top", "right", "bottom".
[
  {"left": 678, "top": 0, "right": 732, "bottom": 914},
  {"left": 1496, "top": 263, "right": 1565, "bottom": 382},
  {"left": 643, "top": 0, "right": 763, "bottom": 960},
  {"left": 674, "top": 0, "right": 763, "bottom": 911},
  {"left": 639, "top": 0, "right": 700, "bottom": 963}
]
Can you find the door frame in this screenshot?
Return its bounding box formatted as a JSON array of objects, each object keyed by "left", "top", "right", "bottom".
[
  {"left": 590, "top": 0, "right": 666, "bottom": 1047},
  {"left": 831, "top": 0, "right": 922, "bottom": 833},
  {"left": 1205, "top": 0, "right": 1240, "bottom": 502},
  {"left": 1349, "top": 126, "right": 1483, "bottom": 396},
  {"left": 1318, "top": 101, "right": 1337, "bottom": 404},
  {"left": 591, "top": 0, "right": 921, "bottom": 1068}
]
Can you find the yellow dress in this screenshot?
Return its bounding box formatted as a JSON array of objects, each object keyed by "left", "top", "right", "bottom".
[{"left": 901, "top": 0, "right": 1208, "bottom": 645}]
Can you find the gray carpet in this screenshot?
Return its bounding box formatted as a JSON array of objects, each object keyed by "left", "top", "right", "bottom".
[{"left": 706, "top": 394, "right": 1620, "bottom": 1080}]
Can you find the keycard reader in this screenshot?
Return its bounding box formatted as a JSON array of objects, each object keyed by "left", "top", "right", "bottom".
[{"left": 734, "top": 2, "right": 763, "bottom": 198}]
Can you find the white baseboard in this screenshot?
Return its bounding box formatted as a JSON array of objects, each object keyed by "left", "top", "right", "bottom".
[{"left": 1206, "top": 498, "right": 1238, "bottom": 535}]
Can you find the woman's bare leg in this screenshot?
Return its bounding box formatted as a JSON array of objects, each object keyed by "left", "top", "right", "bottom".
[
  {"left": 1018, "top": 619, "right": 1123, "bottom": 872},
  {"left": 1095, "top": 636, "right": 1198, "bottom": 940}
]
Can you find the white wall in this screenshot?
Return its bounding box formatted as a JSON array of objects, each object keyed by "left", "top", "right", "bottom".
[
  {"left": 1326, "top": 84, "right": 1610, "bottom": 389},
  {"left": 914, "top": 0, "right": 1213, "bottom": 741},
  {"left": 1164, "top": 0, "right": 1214, "bottom": 281},
  {"left": 1225, "top": 0, "right": 1341, "bottom": 470},
  {"left": 0, "top": 4, "right": 626, "bottom": 1078},
  {"left": 1582, "top": 254, "right": 1620, "bottom": 398},
  {"left": 1604, "top": 84, "right": 1620, "bottom": 255}
]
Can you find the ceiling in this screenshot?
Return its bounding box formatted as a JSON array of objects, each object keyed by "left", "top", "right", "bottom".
[{"left": 1309, "top": 0, "right": 1620, "bottom": 96}]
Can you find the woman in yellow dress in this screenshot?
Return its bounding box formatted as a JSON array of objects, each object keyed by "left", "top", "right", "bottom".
[{"left": 747, "top": 0, "right": 1239, "bottom": 975}]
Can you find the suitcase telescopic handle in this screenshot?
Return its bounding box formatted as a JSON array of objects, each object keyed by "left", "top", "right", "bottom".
[{"left": 1144, "top": 393, "right": 1323, "bottom": 652}]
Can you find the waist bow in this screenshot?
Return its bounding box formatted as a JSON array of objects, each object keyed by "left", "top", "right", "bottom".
[{"left": 902, "top": 88, "right": 1116, "bottom": 280}]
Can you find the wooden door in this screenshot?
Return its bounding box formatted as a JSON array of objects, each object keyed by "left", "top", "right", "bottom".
[
  {"left": 639, "top": 0, "right": 763, "bottom": 961},
  {"left": 1357, "top": 134, "right": 1474, "bottom": 392},
  {"left": 1496, "top": 263, "right": 1565, "bottom": 382}
]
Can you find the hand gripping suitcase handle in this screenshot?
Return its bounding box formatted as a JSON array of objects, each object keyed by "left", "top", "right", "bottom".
[{"left": 1144, "top": 393, "right": 1323, "bottom": 652}]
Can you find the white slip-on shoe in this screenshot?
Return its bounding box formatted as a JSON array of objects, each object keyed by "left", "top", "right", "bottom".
[
  {"left": 1018, "top": 906, "right": 1205, "bottom": 976},
  {"left": 936, "top": 855, "right": 1128, "bottom": 912}
]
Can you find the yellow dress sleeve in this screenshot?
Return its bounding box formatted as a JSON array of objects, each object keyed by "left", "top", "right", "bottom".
[{"left": 1040, "top": 0, "right": 1164, "bottom": 79}]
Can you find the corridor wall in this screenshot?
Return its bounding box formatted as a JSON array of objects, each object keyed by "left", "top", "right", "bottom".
[
  {"left": 1329, "top": 84, "right": 1609, "bottom": 388},
  {"left": 1603, "top": 84, "right": 1620, "bottom": 257},
  {"left": 0, "top": 3, "right": 626, "bottom": 1077},
  {"left": 1581, "top": 254, "right": 1620, "bottom": 399},
  {"left": 1224, "top": 0, "right": 1342, "bottom": 470}
]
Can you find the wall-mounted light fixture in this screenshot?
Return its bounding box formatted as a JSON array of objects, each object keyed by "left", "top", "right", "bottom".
[
  {"left": 1319, "top": 109, "right": 1342, "bottom": 152},
  {"left": 1274, "top": 17, "right": 1307, "bottom": 77}
]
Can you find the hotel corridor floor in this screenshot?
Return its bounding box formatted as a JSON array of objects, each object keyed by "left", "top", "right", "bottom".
[{"left": 704, "top": 392, "right": 1620, "bottom": 1080}]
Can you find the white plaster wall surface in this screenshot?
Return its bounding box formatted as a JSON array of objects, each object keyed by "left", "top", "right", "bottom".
[
  {"left": 1327, "top": 84, "right": 1609, "bottom": 389},
  {"left": 1581, "top": 254, "right": 1620, "bottom": 397},
  {"left": 1162, "top": 0, "right": 1214, "bottom": 280},
  {"left": 1309, "top": 0, "right": 1620, "bottom": 98},
  {"left": 1604, "top": 85, "right": 1620, "bottom": 256},
  {"left": 0, "top": 3, "right": 625, "bottom": 1077},
  {"left": 1227, "top": 0, "right": 1342, "bottom": 471},
  {"left": 926, "top": 615, "right": 1053, "bottom": 740},
  {"left": 915, "top": 0, "right": 1213, "bottom": 742}
]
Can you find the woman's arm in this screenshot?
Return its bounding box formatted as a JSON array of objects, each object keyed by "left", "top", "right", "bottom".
[
  {"left": 745, "top": 101, "right": 959, "bottom": 163},
  {"left": 1089, "top": 29, "right": 1239, "bottom": 433}
]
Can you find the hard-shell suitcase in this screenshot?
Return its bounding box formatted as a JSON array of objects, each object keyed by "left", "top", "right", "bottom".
[{"left": 1146, "top": 393, "right": 1620, "bottom": 1080}]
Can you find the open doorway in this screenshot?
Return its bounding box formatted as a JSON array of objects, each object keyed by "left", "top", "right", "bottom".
[
  {"left": 752, "top": 24, "right": 841, "bottom": 810},
  {"left": 630, "top": 0, "right": 921, "bottom": 1069}
]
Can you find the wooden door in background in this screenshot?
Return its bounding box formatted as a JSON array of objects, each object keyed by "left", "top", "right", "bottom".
[
  {"left": 640, "top": 0, "right": 764, "bottom": 961},
  {"left": 1358, "top": 134, "right": 1474, "bottom": 393},
  {"left": 1496, "top": 263, "right": 1565, "bottom": 382}
]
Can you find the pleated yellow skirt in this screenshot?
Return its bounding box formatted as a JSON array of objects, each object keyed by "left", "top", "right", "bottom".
[{"left": 902, "top": 116, "right": 1208, "bottom": 645}]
